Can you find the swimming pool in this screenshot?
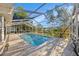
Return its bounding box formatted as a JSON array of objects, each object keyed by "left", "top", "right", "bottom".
[{"left": 20, "top": 33, "right": 49, "bottom": 46}]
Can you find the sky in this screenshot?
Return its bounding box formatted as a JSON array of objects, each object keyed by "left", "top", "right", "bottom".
[
  {"left": 14, "top": 3, "right": 73, "bottom": 28},
  {"left": 14, "top": 3, "right": 62, "bottom": 12}
]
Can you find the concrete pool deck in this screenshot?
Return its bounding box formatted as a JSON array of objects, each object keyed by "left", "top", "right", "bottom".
[{"left": 0, "top": 33, "right": 76, "bottom": 56}]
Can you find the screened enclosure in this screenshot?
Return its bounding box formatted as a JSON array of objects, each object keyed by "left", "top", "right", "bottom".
[{"left": 0, "top": 3, "right": 79, "bottom": 56}]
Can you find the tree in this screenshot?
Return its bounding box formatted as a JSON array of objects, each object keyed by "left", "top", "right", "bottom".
[
  {"left": 17, "top": 6, "right": 24, "bottom": 10},
  {"left": 13, "top": 6, "right": 28, "bottom": 19}
]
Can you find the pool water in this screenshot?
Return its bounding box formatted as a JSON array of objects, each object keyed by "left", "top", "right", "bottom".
[{"left": 20, "top": 33, "right": 49, "bottom": 46}]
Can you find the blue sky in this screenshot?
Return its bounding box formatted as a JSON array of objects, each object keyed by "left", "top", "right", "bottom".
[
  {"left": 14, "top": 3, "right": 63, "bottom": 12},
  {"left": 14, "top": 3, "right": 73, "bottom": 28}
]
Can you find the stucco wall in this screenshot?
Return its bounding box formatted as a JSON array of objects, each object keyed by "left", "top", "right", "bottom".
[{"left": 0, "top": 3, "right": 14, "bottom": 26}]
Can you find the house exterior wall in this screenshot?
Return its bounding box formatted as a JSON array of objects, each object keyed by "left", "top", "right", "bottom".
[
  {"left": 0, "top": 3, "right": 13, "bottom": 42},
  {"left": 0, "top": 3, "right": 14, "bottom": 26}
]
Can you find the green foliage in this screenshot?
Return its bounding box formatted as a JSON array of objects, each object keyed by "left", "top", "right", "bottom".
[
  {"left": 15, "top": 12, "right": 27, "bottom": 19},
  {"left": 52, "top": 28, "right": 62, "bottom": 37},
  {"left": 17, "top": 6, "right": 24, "bottom": 10},
  {"left": 46, "top": 28, "right": 63, "bottom": 37},
  {"left": 15, "top": 6, "right": 28, "bottom": 19}
]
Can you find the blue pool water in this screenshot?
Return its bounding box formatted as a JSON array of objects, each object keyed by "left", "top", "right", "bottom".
[{"left": 20, "top": 33, "right": 49, "bottom": 46}]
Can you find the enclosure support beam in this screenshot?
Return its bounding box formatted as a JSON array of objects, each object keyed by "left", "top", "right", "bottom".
[{"left": 1, "top": 16, "right": 5, "bottom": 42}]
